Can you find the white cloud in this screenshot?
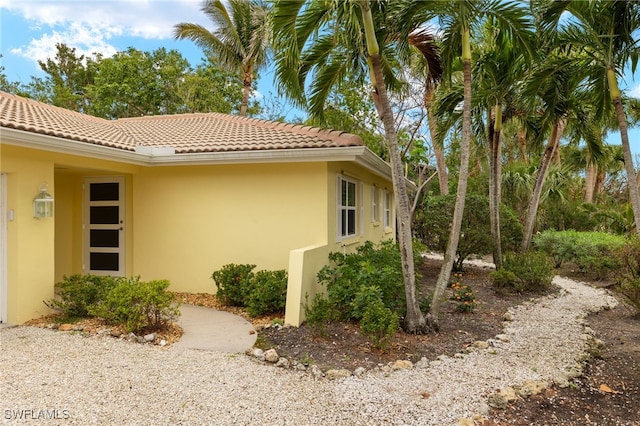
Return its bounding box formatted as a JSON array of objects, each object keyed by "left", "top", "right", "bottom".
[
  {"left": 10, "top": 22, "right": 120, "bottom": 64},
  {"left": 629, "top": 83, "right": 640, "bottom": 99},
  {"left": 3, "top": 0, "right": 210, "bottom": 69},
  {"left": 3, "top": 0, "right": 207, "bottom": 39}
]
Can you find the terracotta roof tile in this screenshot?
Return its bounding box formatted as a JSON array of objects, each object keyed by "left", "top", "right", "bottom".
[{"left": 0, "top": 91, "right": 363, "bottom": 153}]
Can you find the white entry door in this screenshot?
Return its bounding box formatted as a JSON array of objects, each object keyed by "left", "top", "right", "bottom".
[
  {"left": 0, "top": 173, "right": 7, "bottom": 323},
  {"left": 83, "top": 177, "right": 125, "bottom": 276}
]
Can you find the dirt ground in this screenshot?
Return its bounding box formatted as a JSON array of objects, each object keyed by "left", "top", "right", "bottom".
[{"left": 257, "top": 258, "right": 640, "bottom": 425}]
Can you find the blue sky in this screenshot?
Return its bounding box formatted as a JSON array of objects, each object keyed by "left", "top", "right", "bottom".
[{"left": 1, "top": 0, "right": 639, "bottom": 157}]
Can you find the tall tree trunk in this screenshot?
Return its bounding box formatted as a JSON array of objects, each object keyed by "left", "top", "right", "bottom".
[
  {"left": 521, "top": 120, "right": 565, "bottom": 251},
  {"left": 616, "top": 95, "right": 640, "bottom": 233},
  {"left": 489, "top": 103, "right": 503, "bottom": 269},
  {"left": 359, "top": 1, "right": 426, "bottom": 333},
  {"left": 425, "top": 90, "right": 448, "bottom": 195},
  {"left": 518, "top": 127, "right": 528, "bottom": 163},
  {"left": 427, "top": 27, "right": 472, "bottom": 331},
  {"left": 610, "top": 67, "right": 640, "bottom": 234},
  {"left": 239, "top": 67, "right": 253, "bottom": 117},
  {"left": 585, "top": 162, "right": 597, "bottom": 204}
]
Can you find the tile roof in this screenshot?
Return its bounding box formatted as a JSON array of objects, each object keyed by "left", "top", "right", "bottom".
[{"left": 0, "top": 91, "right": 363, "bottom": 153}]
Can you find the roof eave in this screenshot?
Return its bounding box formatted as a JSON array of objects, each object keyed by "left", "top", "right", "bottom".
[{"left": 0, "top": 128, "right": 398, "bottom": 183}]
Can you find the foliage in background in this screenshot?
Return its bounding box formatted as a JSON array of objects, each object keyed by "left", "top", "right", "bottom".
[
  {"left": 533, "top": 230, "right": 625, "bottom": 278},
  {"left": 89, "top": 278, "right": 180, "bottom": 332},
  {"left": 490, "top": 251, "right": 554, "bottom": 293},
  {"left": 612, "top": 237, "right": 640, "bottom": 313},
  {"left": 1, "top": 43, "right": 255, "bottom": 119},
  {"left": 415, "top": 193, "right": 523, "bottom": 270}
]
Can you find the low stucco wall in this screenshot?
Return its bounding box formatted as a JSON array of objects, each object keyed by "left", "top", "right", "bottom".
[{"left": 284, "top": 244, "right": 331, "bottom": 326}]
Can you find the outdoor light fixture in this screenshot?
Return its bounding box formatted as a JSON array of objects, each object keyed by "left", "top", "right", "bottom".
[{"left": 33, "top": 183, "right": 54, "bottom": 218}]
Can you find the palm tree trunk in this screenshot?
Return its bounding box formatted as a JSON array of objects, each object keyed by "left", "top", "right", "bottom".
[
  {"left": 518, "top": 127, "right": 528, "bottom": 163},
  {"left": 614, "top": 96, "right": 640, "bottom": 234},
  {"left": 359, "top": 1, "right": 426, "bottom": 333},
  {"left": 585, "top": 163, "right": 597, "bottom": 204},
  {"left": 489, "top": 103, "right": 503, "bottom": 269},
  {"left": 427, "top": 27, "right": 473, "bottom": 331},
  {"left": 521, "top": 120, "right": 565, "bottom": 251},
  {"left": 239, "top": 70, "right": 252, "bottom": 117},
  {"left": 425, "top": 90, "right": 448, "bottom": 195}
]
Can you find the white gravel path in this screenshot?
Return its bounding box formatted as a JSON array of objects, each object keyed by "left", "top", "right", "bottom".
[{"left": 0, "top": 273, "right": 617, "bottom": 425}]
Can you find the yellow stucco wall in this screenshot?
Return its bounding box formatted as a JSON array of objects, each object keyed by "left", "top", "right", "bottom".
[
  {"left": 1, "top": 146, "right": 56, "bottom": 323},
  {"left": 1, "top": 141, "right": 396, "bottom": 325},
  {"left": 132, "top": 162, "right": 329, "bottom": 294}
]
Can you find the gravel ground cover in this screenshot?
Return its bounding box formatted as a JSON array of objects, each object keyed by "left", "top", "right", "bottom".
[{"left": 0, "top": 273, "right": 616, "bottom": 425}]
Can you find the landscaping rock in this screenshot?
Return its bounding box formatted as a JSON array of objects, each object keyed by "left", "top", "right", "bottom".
[
  {"left": 414, "top": 357, "right": 429, "bottom": 369},
  {"left": 309, "top": 364, "right": 324, "bottom": 380},
  {"left": 144, "top": 333, "right": 157, "bottom": 342},
  {"left": 516, "top": 380, "right": 548, "bottom": 398},
  {"left": 325, "top": 369, "right": 351, "bottom": 380},
  {"left": 275, "top": 357, "right": 290, "bottom": 369},
  {"left": 354, "top": 367, "right": 367, "bottom": 377},
  {"left": 392, "top": 360, "right": 413, "bottom": 370},
  {"left": 472, "top": 340, "right": 490, "bottom": 350},
  {"left": 264, "top": 349, "right": 279, "bottom": 363}
]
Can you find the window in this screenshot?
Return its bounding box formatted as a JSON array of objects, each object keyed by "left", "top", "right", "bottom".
[
  {"left": 371, "top": 186, "right": 379, "bottom": 222},
  {"left": 339, "top": 176, "right": 358, "bottom": 238},
  {"left": 383, "top": 190, "right": 392, "bottom": 228}
]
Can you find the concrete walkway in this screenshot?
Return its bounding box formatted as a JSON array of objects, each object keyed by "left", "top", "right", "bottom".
[{"left": 172, "top": 304, "right": 257, "bottom": 353}]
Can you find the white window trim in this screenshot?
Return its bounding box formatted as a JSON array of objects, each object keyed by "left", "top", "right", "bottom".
[
  {"left": 371, "top": 186, "right": 379, "bottom": 223},
  {"left": 337, "top": 175, "right": 359, "bottom": 241},
  {"left": 383, "top": 189, "right": 392, "bottom": 230}
]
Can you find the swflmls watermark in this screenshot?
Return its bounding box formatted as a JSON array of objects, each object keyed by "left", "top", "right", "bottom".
[{"left": 4, "top": 409, "right": 70, "bottom": 421}]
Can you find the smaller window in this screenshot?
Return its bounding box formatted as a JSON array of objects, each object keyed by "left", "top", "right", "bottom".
[
  {"left": 338, "top": 176, "right": 358, "bottom": 238},
  {"left": 383, "top": 190, "right": 392, "bottom": 228},
  {"left": 371, "top": 187, "right": 379, "bottom": 222}
]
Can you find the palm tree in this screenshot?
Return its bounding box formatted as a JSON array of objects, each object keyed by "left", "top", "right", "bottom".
[
  {"left": 398, "top": 0, "right": 533, "bottom": 329},
  {"left": 273, "top": 0, "right": 429, "bottom": 333},
  {"left": 409, "top": 30, "right": 447, "bottom": 196},
  {"left": 519, "top": 54, "right": 595, "bottom": 251},
  {"left": 173, "top": 0, "right": 271, "bottom": 116},
  {"left": 542, "top": 0, "right": 640, "bottom": 234},
  {"left": 474, "top": 17, "right": 534, "bottom": 269}
]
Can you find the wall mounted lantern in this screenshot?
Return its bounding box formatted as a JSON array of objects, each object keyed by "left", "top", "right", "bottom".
[{"left": 33, "top": 183, "right": 54, "bottom": 218}]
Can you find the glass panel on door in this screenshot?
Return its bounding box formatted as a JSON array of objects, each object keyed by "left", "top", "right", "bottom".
[{"left": 84, "top": 177, "right": 124, "bottom": 276}]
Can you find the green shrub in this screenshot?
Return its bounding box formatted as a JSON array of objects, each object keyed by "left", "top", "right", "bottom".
[
  {"left": 89, "top": 277, "right": 180, "bottom": 332},
  {"left": 360, "top": 300, "right": 399, "bottom": 349},
  {"left": 245, "top": 270, "right": 288, "bottom": 318},
  {"left": 501, "top": 251, "right": 554, "bottom": 292},
  {"left": 303, "top": 293, "right": 335, "bottom": 336},
  {"left": 46, "top": 275, "right": 118, "bottom": 318},
  {"left": 489, "top": 269, "right": 519, "bottom": 292},
  {"left": 613, "top": 237, "right": 640, "bottom": 313},
  {"left": 416, "top": 194, "right": 523, "bottom": 270},
  {"left": 211, "top": 264, "right": 256, "bottom": 306},
  {"left": 316, "top": 240, "right": 411, "bottom": 320},
  {"left": 351, "top": 285, "right": 384, "bottom": 320},
  {"left": 419, "top": 295, "right": 432, "bottom": 313},
  {"left": 533, "top": 230, "right": 625, "bottom": 278}
]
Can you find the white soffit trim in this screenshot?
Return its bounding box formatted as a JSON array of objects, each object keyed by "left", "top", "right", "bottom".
[{"left": 0, "top": 127, "right": 394, "bottom": 181}]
